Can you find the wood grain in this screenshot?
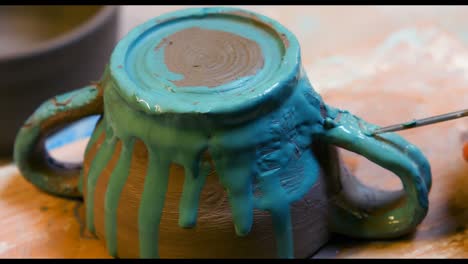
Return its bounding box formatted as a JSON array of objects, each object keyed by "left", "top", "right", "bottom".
[{"left": 0, "top": 138, "right": 110, "bottom": 258}]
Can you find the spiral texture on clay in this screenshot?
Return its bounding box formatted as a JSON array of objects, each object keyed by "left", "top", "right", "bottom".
[{"left": 160, "top": 27, "right": 264, "bottom": 88}]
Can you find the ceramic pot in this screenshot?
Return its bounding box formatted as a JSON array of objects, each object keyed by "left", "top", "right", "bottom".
[
  {"left": 13, "top": 7, "right": 432, "bottom": 258},
  {"left": 0, "top": 5, "right": 119, "bottom": 156}
]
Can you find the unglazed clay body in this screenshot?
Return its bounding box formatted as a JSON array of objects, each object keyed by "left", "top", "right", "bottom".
[{"left": 14, "top": 7, "right": 431, "bottom": 258}]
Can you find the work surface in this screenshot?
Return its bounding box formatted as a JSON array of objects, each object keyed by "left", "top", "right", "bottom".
[{"left": 1, "top": 5, "right": 468, "bottom": 258}]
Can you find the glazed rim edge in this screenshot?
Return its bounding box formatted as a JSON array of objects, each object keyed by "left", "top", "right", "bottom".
[{"left": 109, "top": 7, "right": 301, "bottom": 116}]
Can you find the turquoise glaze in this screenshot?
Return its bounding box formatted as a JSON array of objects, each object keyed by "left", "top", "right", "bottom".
[{"left": 14, "top": 7, "right": 431, "bottom": 259}]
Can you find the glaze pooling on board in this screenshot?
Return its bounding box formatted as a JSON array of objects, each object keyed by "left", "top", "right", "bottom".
[{"left": 84, "top": 69, "right": 325, "bottom": 258}]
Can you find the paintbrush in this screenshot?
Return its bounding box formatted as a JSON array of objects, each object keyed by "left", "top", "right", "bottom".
[{"left": 371, "top": 108, "right": 468, "bottom": 135}]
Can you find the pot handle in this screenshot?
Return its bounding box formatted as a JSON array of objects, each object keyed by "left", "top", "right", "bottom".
[
  {"left": 13, "top": 81, "right": 104, "bottom": 199},
  {"left": 317, "top": 105, "right": 432, "bottom": 238}
]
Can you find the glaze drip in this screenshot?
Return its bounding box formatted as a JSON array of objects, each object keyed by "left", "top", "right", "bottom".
[
  {"left": 138, "top": 151, "right": 170, "bottom": 258},
  {"left": 83, "top": 72, "right": 324, "bottom": 258},
  {"left": 85, "top": 128, "right": 117, "bottom": 234},
  {"left": 104, "top": 139, "right": 135, "bottom": 256}
]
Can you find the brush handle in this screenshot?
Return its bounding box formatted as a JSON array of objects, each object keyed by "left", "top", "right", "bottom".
[{"left": 372, "top": 109, "right": 468, "bottom": 135}]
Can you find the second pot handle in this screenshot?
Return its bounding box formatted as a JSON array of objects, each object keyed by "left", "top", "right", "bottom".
[
  {"left": 317, "top": 105, "right": 432, "bottom": 238},
  {"left": 14, "top": 82, "right": 104, "bottom": 199}
]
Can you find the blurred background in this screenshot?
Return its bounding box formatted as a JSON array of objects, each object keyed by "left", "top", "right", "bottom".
[
  {"left": 0, "top": 6, "right": 118, "bottom": 157},
  {"left": 1, "top": 5, "right": 467, "bottom": 158}
]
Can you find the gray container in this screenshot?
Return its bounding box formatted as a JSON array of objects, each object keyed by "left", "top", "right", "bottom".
[{"left": 0, "top": 5, "right": 119, "bottom": 157}]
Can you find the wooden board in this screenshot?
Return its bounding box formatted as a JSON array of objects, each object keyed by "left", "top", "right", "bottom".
[{"left": 0, "top": 139, "right": 110, "bottom": 258}]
